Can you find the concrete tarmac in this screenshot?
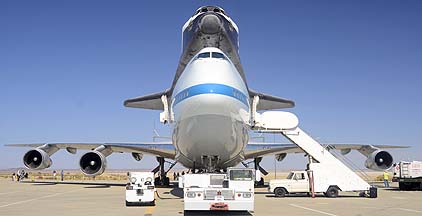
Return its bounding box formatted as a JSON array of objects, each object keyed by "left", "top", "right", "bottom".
[{"left": 0, "top": 179, "right": 421, "bottom": 216}]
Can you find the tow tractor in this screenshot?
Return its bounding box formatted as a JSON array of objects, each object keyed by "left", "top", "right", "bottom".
[
  {"left": 125, "top": 172, "right": 156, "bottom": 206},
  {"left": 179, "top": 168, "right": 257, "bottom": 211}
]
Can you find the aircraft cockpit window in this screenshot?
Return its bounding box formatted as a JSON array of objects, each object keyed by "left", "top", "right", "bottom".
[
  {"left": 211, "top": 52, "right": 226, "bottom": 60},
  {"left": 197, "top": 52, "right": 211, "bottom": 59}
]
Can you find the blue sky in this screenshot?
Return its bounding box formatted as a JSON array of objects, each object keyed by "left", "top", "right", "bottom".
[{"left": 1, "top": 1, "right": 421, "bottom": 171}]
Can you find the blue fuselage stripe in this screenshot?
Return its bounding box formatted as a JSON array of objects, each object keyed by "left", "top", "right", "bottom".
[{"left": 173, "top": 83, "right": 249, "bottom": 107}]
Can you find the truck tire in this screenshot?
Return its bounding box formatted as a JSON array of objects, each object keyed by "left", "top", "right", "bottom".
[
  {"left": 325, "top": 187, "right": 339, "bottom": 198},
  {"left": 164, "top": 177, "right": 170, "bottom": 186},
  {"left": 274, "top": 187, "right": 287, "bottom": 197},
  {"left": 400, "top": 182, "right": 412, "bottom": 190},
  {"left": 399, "top": 182, "right": 405, "bottom": 190}
]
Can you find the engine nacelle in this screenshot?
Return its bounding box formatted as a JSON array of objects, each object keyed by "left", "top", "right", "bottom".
[
  {"left": 23, "top": 149, "right": 52, "bottom": 170},
  {"left": 79, "top": 151, "right": 107, "bottom": 177},
  {"left": 364, "top": 150, "right": 393, "bottom": 171}
]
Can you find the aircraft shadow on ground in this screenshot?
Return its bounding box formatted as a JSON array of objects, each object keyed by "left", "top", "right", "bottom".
[
  {"left": 264, "top": 194, "right": 363, "bottom": 198},
  {"left": 169, "top": 187, "right": 184, "bottom": 198},
  {"left": 254, "top": 191, "right": 271, "bottom": 195},
  {"left": 20, "top": 180, "right": 125, "bottom": 187},
  {"left": 31, "top": 182, "right": 57, "bottom": 186},
  {"left": 184, "top": 210, "right": 253, "bottom": 216},
  {"left": 84, "top": 185, "right": 111, "bottom": 189},
  {"left": 384, "top": 187, "right": 421, "bottom": 191}
]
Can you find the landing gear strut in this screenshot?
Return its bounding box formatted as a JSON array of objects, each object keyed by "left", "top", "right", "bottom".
[
  {"left": 254, "top": 157, "right": 267, "bottom": 186},
  {"left": 152, "top": 157, "right": 174, "bottom": 186}
]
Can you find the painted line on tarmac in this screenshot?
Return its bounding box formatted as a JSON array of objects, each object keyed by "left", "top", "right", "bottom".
[
  {"left": 0, "top": 191, "right": 21, "bottom": 195},
  {"left": 0, "top": 189, "right": 82, "bottom": 208},
  {"left": 143, "top": 193, "right": 158, "bottom": 216},
  {"left": 289, "top": 204, "right": 337, "bottom": 216},
  {"left": 363, "top": 206, "right": 422, "bottom": 214},
  {"left": 392, "top": 196, "right": 407, "bottom": 200},
  {"left": 393, "top": 208, "right": 422, "bottom": 213},
  {"left": 144, "top": 205, "right": 156, "bottom": 216}
]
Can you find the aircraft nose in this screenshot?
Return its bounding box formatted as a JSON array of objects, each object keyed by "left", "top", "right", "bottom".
[{"left": 200, "top": 14, "right": 221, "bottom": 34}]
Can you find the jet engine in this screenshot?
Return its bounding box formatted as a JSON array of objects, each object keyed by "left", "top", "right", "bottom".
[
  {"left": 23, "top": 149, "right": 52, "bottom": 170},
  {"left": 79, "top": 151, "right": 107, "bottom": 176},
  {"left": 364, "top": 150, "right": 393, "bottom": 171},
  {"left": 79, "top": 145, "right": 112, "bottom": 177}
]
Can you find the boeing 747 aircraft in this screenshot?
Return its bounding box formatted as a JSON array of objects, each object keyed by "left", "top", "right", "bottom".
[{"left": 7, "top": 6, "right": 406, "bottom": 185}]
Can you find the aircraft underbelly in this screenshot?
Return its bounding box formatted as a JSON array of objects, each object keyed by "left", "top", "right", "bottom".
[{"left": 173, "top": 94, "right": 249, "bottom": 169}]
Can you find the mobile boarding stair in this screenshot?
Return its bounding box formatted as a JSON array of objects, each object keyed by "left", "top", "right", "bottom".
[{"left": 252, "top": 109, "right": 377, "bottom": 198}]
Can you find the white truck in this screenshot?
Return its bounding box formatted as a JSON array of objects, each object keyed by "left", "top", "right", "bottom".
[
  {"left": 269, "top": 163, "right": 376, "bottom": 198},
  {"left": 269, "top": 171, "right": 315, "bottom": 197},
  {"left": 125, "top": 172, "right": 156, "bottom": 206},
  {"left": 393, "top": 161, "right": 422, "bottom": 190},
  {"left": 179, "top": 168, "right": 256, "bottom": 211}
]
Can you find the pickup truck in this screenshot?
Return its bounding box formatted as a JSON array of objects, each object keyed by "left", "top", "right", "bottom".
[
  {"left": 268, "top": 170, "right": 344, "bottom": 198},
  {"left": 269, "top": 171, "right": 316, "bottom": 197}
]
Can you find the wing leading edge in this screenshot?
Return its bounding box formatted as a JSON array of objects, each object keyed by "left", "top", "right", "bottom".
[
  {"left": 248, "top": 89, "right": 295, "bottom": 110},
  {"left": 243, "top": 143, "right": 409, "bottom": 160},
  {"left": 124, "top": 90, "right": 170, "bottom": 110},
  {"left": 6, "top": 142, "right": 176, "bottom": 159}
]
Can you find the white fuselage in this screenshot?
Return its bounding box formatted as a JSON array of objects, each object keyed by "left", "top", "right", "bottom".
[{"left": 171, "top": 47, "right": 250, "bottom": 169}]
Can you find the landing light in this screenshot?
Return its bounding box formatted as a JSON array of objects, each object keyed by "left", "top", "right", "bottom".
[
  {"left": 130, "top": 177, "right": 137, "bottom": 184},
  {"left": 186, "top": 191, "right": 196, "bottom": 198}
]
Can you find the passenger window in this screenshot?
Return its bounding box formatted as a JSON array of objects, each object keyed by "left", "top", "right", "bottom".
[
  {"left": 211, "top": 52, "right": 226, "bottom": 60},
  {"left": 197, "top": 52, "right": 210, "bottom": 59}
]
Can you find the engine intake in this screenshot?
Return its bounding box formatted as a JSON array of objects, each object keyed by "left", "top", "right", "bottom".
[
  {"left": 23, "top": 149, "right": 52, "bottom": 170},
  {"left": 79, "top": 151, "right": 107, "bottom": 176},
  {"left": 365, "top": 150, "right": 393, "bottom": 171}
]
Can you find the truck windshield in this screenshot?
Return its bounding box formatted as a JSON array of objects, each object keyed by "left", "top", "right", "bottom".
[
  {"left": 287, "top": 173, "right": 294, "bottom": 179},
  {"left": 229, "top": 170, "right": 253, "bottom": 181},
  {"left": 210, "top": 175, "right": 225, "bottom": 186}
]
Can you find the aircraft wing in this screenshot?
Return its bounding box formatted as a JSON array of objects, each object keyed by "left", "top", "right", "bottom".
[
  {"left": 243, "top": 143, "right": 409, "bottom": 159},
  {"left": 124, "top": 89, "right": 170, "bottom": 110},
  {"left": 6, "top": 142, "right": 176, "bottom": 159},
  {"left": 248, "top": 89, "right": 295, "bottom": 110}
]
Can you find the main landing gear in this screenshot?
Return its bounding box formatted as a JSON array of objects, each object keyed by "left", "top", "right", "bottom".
[
  {"left": 152, "top": 157, "right": 176, "bottom": 186},
  {"left": 242, "top": 157, "right": 268, "bottom": 186}
]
